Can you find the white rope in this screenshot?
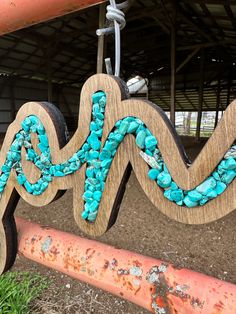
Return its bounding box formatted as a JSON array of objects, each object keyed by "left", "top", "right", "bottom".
[{"left": 96, "top": 0, "right": 129, "bottom": 77}]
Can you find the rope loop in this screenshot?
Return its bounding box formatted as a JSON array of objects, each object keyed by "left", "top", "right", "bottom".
[{"left": 96, "top": 0, "right": 130, "bottom": 76}]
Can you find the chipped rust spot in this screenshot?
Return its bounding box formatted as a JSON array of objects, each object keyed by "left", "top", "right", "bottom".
[
  {"left": 109, "top": 258, "right": 118, "bottom": 270},
  {"left": 129, "top": 266, "right": 143, "bottom": 277},
  {"left": 117, "top": 268, "right": 129, "bottom": 276},
  {"left": 214, "top": 301, "right": 225, "bottom": 311},
  {"left": 103, "top": 260, "right": 109, "bottom": 270},
  {"left": 41, "top": 236, "right": 52, "bottom": 254}
]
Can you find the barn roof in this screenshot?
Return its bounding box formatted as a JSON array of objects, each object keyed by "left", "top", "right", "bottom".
[{"left": 0, "top": 0, "right": 236, "bottom": 111}]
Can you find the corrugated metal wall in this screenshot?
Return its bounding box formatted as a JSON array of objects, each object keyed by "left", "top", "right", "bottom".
[{"left": 0, "top": 76, "right": 80, "bottom": 132}]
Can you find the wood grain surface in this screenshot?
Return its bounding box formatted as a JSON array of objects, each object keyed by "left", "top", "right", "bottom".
[{"left": 0, "top": 73, "right": 235, "bottom": 273}]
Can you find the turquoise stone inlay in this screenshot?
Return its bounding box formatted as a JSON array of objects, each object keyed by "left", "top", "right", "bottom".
[{"left": 0, "top": 91, "right": 236, "bottom": 223}]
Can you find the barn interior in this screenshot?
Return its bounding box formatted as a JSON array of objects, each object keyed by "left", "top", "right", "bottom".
[
  {"left": 0, "top": 2, "right": 235, "bottom": 312},
  {"left": 0, "top": 0, "right": 235, "bottom": 142}
]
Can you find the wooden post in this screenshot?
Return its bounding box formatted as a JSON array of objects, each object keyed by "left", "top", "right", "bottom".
[
  {"left": 97, "top": 4, "right": 106, "bottom": 74},
  {"left": 214, "top": 77, "right": 221, "bottom": 129},
  {"left": 170, "top": 3, "right": 176, "bottom": 126},
  {"left": 196, "top": 49, "right": 205, "bottom": 141}
]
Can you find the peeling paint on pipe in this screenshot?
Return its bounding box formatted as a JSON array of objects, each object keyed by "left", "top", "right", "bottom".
[
  {"left": 16, "top": 217, "right": 236, "bottom": 313},
  {"left": 0, "top": 0, "right": 106, "bottom": 36}
]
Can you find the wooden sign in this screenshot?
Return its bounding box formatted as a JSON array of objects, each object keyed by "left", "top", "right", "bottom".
[{"left": 0, "top": 74, "right": 235, "bottom": 273}]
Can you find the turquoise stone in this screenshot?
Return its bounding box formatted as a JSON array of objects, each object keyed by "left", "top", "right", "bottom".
[
  {"left": 104, "top": 141, "right": 118, "bottom": 152},
  {"left": 0, "top": 174, "right": 8, "bottom": 182},
  {"left": 54, "top": 171, "right": 64, "bottom": 177},
  {"left": 96, "top": 118, "right": 104, "bottom": 128},
  {"left": 85, "top": 178, "right": 98, "bottom": 186},
  {"left": 164, "top": 189, "right": 172, "bottom": 200},
  {"left": 221, "top": 170, "right": 236, "bottom": 184},
  {"left": 77, "top": 150, "right": 85, "bottom": 158},
  {"left": 157, "top": 172, "right": 172, "bottom": 188},
  {"left": 1, "top": 165, "right": 10, "bottom": 173},
  {"left": 99, "top": 96, "right": 106, "bottom": 107},
  {"left": 93, "top": 190, "right": 102, "bottom": 201},
  {"left": 38, "top": 143, "right": 48, "bottom": 153},
  {"left": 83, "top": 190, "right": 93, "bottom": 199},
  {"left": 44, "top": 175, "right": 52, "bottom": 182},
  {"left": 215, "top": 182, "right": 226, "bottom": 195},
  {"left": 196, "top": 177, "right": 217, "bottom": 195},
  {"left": 63, "top": 167, "right": 73, "bottom": 175},
  {"left": 213, "top": 171, "right": 220, "bottom": 181},
  {"left": 170, "top": 190, "right": 184, "bottom": 202},
  {"left": 35, "top": 160, "right": 44, "bottom": 170},
  {"left": 39, "top": 135, "right": 49, "bottom": 147},
  {"left": 118, "top": 120, "right": 129, "bottom": 135},
  {"left": 21, "top": 120, "right": 30, "bottom": 131},
  {"left": 145, "top": 149, "right": 153, "bottom": 156},
  {"left": 82, "top": 143, "right": 90, "bottom": 151},
  {"left": 87, "top": 132, "right": 101, "bottom": 150},
  {"left": 136, "top": 124, "right": 145, "bottom": 135},
  {"left": 90, "top": 121, "right": 98, "bottom": 131},
  {"left": 101, "top": 158, "right": 112, "bottom": 169},
  {"left": 29, "top": 115, "right": 38, "bottom": 124},
  {"left": 99, "top": 149, "right": 112, "bottom": 161},
  {"left": 113, "top": 133, "right": 124, "bottom": 143},
  {"left": 163, "top": 164, "right": 169, "bottom": 174},
  {"left": 17, "top": 174, "right": 26, "bottom": 186},
  {"left": 41, "top": 182, "right": 49, "bottom": 192},
  {"left": 188, "top": 190, "right": 202, "bottom": 202},
  {"left": 26, "top": 149, "right": 37, "bottom": 161},
  {"left": 93, "top": 103, "right": 100, "bottom": 114},
  {"left": 88, "top": 185, "right": 95, "bottom": 192},
  {"left": 36, "top": 123, "right": 45, "bottom": 135},
  {"left": 225, "top": 158, "right": 236, "bottom": 170},
  {"left": 24, "top": 181, "right": 33, "bottom": 194},
  {"left": 145, "top": 136, "right": 157, "bottom": 150},
  {"left": 183, "top": 195, "right": 198, "bottom": 207},
  {"left": 88, "top": 150, "right": 99, "bottom": 160},
  {"left": 200, "top": 197, "right": 208, "bottom": 205},
  {"left": 92, "top": 91, "right": 104, "bottom": 104},
  {"left": 87, "top": 211, "right": 98, "bottom": 222},
  {"left": 90, "top": 160, "right": 101, "bottom": 169},
  {"left": 136, "top": 130, "right": 146, "bottom": 149},
  {"left": 69, "top": 154, "right": 78, "bottom": 163},
  {"left": 69, "top": 162, "right": 77, "bottom": 171},
  {"left": 170, "top": 182, "right": 178, "bottom": 190},
  {"left": 127, "top": 121, "right": 139, "bottom": 134},
  {"left": 82, "top": 211, "right": 89, "bottom": 219},
  {"left": 206, "top": 190, "right": 217, "bottom": 199},
  {"left": 115, "top": 120, "right": 121, "bottom": 128},
  {"left": 0, "top": 181, "right": 6, "bottom": 188},
  {"left": 148, "top": 169, "right": 159, "bottom": 180},
  {"left": 86, "top": 167, "right": 94, "bottom": 178},
  {"left": 40, "top": 154, "right": 50, "bottom": 166},
  {"left": 95, "top": 129, "right": 103, "bottom": 137},
  {"left": 88, "top": 200, "right": 99, "bottom": 212}
]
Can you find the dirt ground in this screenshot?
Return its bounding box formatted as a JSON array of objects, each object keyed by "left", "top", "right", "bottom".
[{"left": 9, "top": 137, "right": 236, "bottom": 313}]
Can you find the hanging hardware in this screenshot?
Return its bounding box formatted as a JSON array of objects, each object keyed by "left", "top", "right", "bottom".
[{"left": 96, "top": 0, "right": 129, "bottom": 77}]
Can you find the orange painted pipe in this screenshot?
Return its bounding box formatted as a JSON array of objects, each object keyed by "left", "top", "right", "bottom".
[
  {"left": 16, "top": 217, "right": 236, "bottom": 314},
  {"left": 0, "top": 0, "right": 106, "bottom": 36}
]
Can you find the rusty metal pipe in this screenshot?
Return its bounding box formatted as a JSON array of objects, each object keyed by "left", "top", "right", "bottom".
[
  {"left": 16, "top": 217, "right": 236, "bottom": 313},
  {"left": 0, "top": 0, "right": 106, "bottom": 36}
]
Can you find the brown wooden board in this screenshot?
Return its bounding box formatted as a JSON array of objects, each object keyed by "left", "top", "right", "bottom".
[{"left": 0, "top": 74, "right": 235, "bottom": 273}]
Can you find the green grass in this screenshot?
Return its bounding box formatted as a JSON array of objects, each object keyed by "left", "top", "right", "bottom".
[{"left": 0, "top": 271, "right": 48, "bottom": 314}]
